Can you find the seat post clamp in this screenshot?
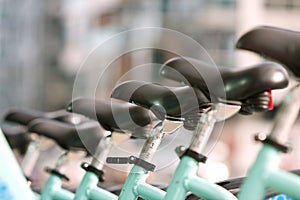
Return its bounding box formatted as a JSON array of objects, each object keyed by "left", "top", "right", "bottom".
[
  {"left": 128, "top": 156, "right": 156, "bottom": 172},
  {"left": 179, "top": 148, "right": 207, "bottom": 163},
  {"left": 45, "top": 167, "right": 70, "bottom": 181},
  {"left": 106, "top": 156, "right": 156, "bottom": 172},
  {"left": 254, "top": 133, "right": 291, "bottom": 153},
  {"left": 81, "top": 162, "right": 105, "bottom": 182}
]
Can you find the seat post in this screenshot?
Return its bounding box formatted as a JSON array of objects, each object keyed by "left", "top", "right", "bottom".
[
  {"left": 189, "top": 108, "right": 216, "bottom": 154},
  {"left": 139, "top": 122, "right": 164, "bottom": 163},
  {"left": 268, "top": 84, "right": 300, "bottom": 144},
  {"left": 21, "top": 135, "right": 41, "bottom": 178},
  {"left": 90, "top": 135, "right": 113, "bottom": 170}
]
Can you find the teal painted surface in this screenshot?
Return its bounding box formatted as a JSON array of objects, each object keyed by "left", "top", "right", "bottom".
[
  {"left": 119, "top": 165, "right": 165, "bottom": 200},
  {"left": 267, "top": 194, "right": 292, "bottom": 200},
  {"left": 88, "top": 186, "right": 118, "bottom": 200},
  {"left": 239, "top": 144, "right": 300, "bottom": 199},
  {"left": 164, "top": 156, "right": 236, "bottom": 200},
  {"left": 74, "top": 171, "right": 99, "bottom": 200},
  {"left": 164, "top": 156, "right": 197, "bottom": 200},
  {"left": 52, "top": 186, "right": 74, "bottom": 200},
  {"left": 118, "top": 165, "right": 149, "bottom": 200},
  {"left": 136, "top": 182, "right": 165, "bottom": 200},
  {"left": 267, "top": 169, "right": 300, "bottom": 199},
  {"left": 41, "top": 173, "right": 74, "bottom": 200},
  {"left": 0, "top": 129, "right": 35, "bottom": 200},
  {"left": 239, "top": 144, "right": 280, "bottom": 200},
  {"left": 73, "top": 171, "right": 117, "bottom": 200}
]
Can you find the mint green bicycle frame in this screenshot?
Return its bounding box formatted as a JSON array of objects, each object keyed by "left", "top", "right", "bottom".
[
  {"left": 20, "top": 132, "right": 117, "bottom": 200},
  {"left": 0, "top": 133, "right": 108, "bottom": 200},
  {"left": 239, "top": 84, "right": 300, "bottom": 199},
  {"left": 41, "top": 173, "right": 74, "bottom": 200},
  {"left": 164, "top": 108, "right": 237, "bottom": 200},
  {"left": 117, "top": 164, "right": 166, "bottom": 200},
  {"left": 118, "top": 106, "right": 237, "bottom": 200},
  {"left": 119, "top": 106, "right": 237, "bottom": 200},
  {"left": 74, "top": 124, "right": 168, "bottom": 200},
  {"left": 0, "top": 127, "right": 75, "bottom": 200},
  {"left": 74, "top": 123, "right": 166, "bottom": 200},
  {"left": 73, "top": 136, "right": 118, "bottom": 200},
  {"left": 22, "top": 137, "right": 75, "bottom": 200},
  {"left": 117, "top": 123, "right": 166, "bottom": 200},
  {"left": 165, "top": 155, "right": 237, "bottom": 200},
  {"left": 0, "top": 128, "right": 38, "bottom": 199}
]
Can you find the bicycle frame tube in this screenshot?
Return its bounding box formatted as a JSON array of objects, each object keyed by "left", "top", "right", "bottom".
[
  {"left": 0, "top": 128, "right": 36, "bottom": 199},
  {"left": 118, "top": 165, "right": 165, "bottom": 200},
  {"left": 74, "top": 136, "right": 118, "bottom": 200},
  {"left": 74, "top": 171, "right": 118, "bottom": 200},
  {"left": 239, "top": 85, "right": 300, "bottom": 199},
  {"left": 269, "top": 84, "right": 300, "bottom": 143},
  {"left": 164, "top": 156, "right": 237, "bottom": 200},
  {"left": 164, "top": 109, "right": 237, "bottom": 200},
  {"left": 21, "top": 137, "right": 41, "bottom": 177},
  {"left": 41, "top": 173, "right": 74, "bottom": 200},
  {"left": 267, "top": 169, "right": 300, "bottom": 198},
  {"left": 239, "top": 144, "right": 300, "bottom": 199}
]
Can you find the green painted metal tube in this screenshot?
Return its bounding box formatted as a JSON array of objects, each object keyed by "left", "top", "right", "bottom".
[
  {"left": 119, "top": 164, "right": 165, "bottom": 200},
  {"left": 239, "top": 144, "right": 280, "bottom": 200},
  {"left": 267, "top": 169, "right": 300, "bottom": 199},
  {"left": 74, "top": 171, "right": 102, "bottom": 200},
  {"left": 52, "top": 186, "right": 74, "bottom": 200},
  {"left": 73, "top": 171, "right": 117, "bottom": 200},
  {"left": 0, "top": 129, "right": 36, "bottom": 199},
  {"left": 88, "top": 186, "right": 118, "bottom": 200},
  {"left": 164, "top": 155, "right": 236, "bottom": 200},
  {"left": 136, "top": 182, "right": 165, "bottom": 200},
  {"left": 41, "top": 173, "right": 74, "bottom": 200},
  {"left": 164, "top": 156, "right": 196, "bottom": 200},
  {"left": 118, "top": 165, "right": 149, "bottom": 200}
]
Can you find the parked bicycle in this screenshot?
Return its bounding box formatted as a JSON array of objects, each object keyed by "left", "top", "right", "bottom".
[{"left": 111, "top": 54, "right": 288, "bottom": 199}]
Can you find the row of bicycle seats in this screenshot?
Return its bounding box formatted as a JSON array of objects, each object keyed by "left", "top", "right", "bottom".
[{"left": 1, "top": 25, "right": 300, "bottom": 199}]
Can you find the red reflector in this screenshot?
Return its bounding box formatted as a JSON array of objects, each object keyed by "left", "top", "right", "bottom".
[{"left": 268, "top": 89, "right": 274, "bottom": 110}]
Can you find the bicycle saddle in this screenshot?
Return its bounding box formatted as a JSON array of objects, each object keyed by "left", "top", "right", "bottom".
[
  {"left": 161, "top": 57, "right": 288, "bottom": 101},
  {"left": 66, "top": 98, "right": 151, "bottom": 138},
  {"left": 236, "top": 26, "right": 300, "bottom": 77},
  {"left": 28, "top": 119, "right": 104, "bottom": 154},
  {"left": 4, "top": 108, "right": 87, "bottom": 125},
  {"left": 4, "top": 108, "right": 44, "bottom": 125},
  {"left": 111, "top": 80, "right": 210, "bottom": 130}
]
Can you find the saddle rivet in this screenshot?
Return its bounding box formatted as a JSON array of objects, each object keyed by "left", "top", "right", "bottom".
[
  {"left": 129, "top": 156, "right": 135, "bottom": 161},
  {"left": 257, "top": 133, "right": 267, "bottom": 141}
]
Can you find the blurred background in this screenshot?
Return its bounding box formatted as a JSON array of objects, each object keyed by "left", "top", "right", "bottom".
[{"left": 1, "top": 0, "right": 300, "bottom": 191}]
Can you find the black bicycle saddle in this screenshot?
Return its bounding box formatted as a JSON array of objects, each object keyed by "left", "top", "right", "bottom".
[
  {"left": 4, "top": 108, "right": 44, "bottom": 125},
  {"left": 111, "top": 80, "right": 210, "bottom": 130},
  {"left": 236, "top": 26, "right": 300, "bottom": 77},
  {"left": 66, "top": 98, "right": 151, "bottom": 138},
  {"left": 161, "top": 57, "right": 288, "bottom": 102},
  {"left": 28, "top": 119, "right": 104, "bottom": 154},
  {"left": 4, "top": 108, "right": 87, "bottom": 125}
]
